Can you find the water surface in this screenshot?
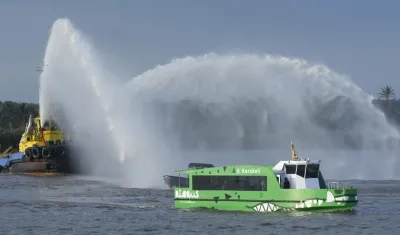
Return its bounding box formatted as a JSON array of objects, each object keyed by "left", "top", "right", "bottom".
[{"left": 0, "top": 175, "right": 399, "bottom": 235}]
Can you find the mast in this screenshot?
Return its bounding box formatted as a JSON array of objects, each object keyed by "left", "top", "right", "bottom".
[{"left": 291, "top": 141, "right": 299, "bottom": 161}]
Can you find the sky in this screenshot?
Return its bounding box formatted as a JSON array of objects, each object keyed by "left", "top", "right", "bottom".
[{"left": 0, "top": 0, "right": 399, "bottom": 102}]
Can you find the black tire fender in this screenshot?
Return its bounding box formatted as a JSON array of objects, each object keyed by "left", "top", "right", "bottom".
[
  {"left": 25, "top": 149, "right": 33, "bottom": 161},
  {"left": 56, "top": 146, "right": 65, "bottom": 155},
  {"left": 42, "top": 148, "right": 51, "bottom": 158},
  {"left": 32, "top": 147, "right": 40, "bottom": 158}
]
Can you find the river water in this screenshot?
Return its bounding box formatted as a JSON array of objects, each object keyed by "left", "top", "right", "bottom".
[{"left": 0, "top": 174, "right": 399, "bottom": 235}]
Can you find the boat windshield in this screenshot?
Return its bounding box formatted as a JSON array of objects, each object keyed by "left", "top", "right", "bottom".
[
  {"left": 285, "top": 165, "right": 296, "bottom": 174},
  {"left": 42, "top": 120, "right": 61, "bottom": 130},
  {"left": 284, "top": 163, "right": 320, "bottom": 178},
  {"left": 305, "top": 164, "right": 320, "bottom": 178}
]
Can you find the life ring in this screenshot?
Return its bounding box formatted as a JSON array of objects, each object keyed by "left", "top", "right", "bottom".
[
  {"left": 32, "top": 147, "right": 40, "bottom": 159},
  {"left": 25, "top": 149, "right": 32, "bottom": 161},
  {"left": 42, "top": 148, "right": 51, "bottom": 158},
  {"left": 56, "top": 146, "right": 65, "bottom": 156}
]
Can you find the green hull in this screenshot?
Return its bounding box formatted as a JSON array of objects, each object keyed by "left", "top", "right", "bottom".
[{"left": 174, "top": 188, "right": 357, "bottom": 212}]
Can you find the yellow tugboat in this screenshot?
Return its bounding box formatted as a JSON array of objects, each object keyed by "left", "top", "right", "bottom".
[
  {"left": 0, "top": 110, "right": 81, "bottom": 175},
  {"left": 1, "top": 63, "right": 84, "bottom": 175}
]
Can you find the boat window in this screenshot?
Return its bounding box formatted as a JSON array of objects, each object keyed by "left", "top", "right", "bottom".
[
  {"left": 296, "top": 164, "right": 306, "bottom": 177},
  {"left": 192, "top": 175, "right": 267, "bottom": 191},
  {"left": 318, "top": 171, "right": 327, "bottom": 189},
  {"left": 305, "top": 164, "right": 319, "bottom": 178},
  {"left": 285, "top": 165, "right": 296, "bottom": 174},
  {"left": 42, "top": 120, "right": 60, "bottom": 130}
]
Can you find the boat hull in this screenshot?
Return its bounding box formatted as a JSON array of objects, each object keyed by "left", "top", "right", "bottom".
[
  {"left": 173, "top": 188, "right": 358, "bottom": 213},
  {"left": 0, "top": 144, "right": 85, "bottom": 175},
  {"left": 171, "top": 146, "right": 358, "bottom": 213}
]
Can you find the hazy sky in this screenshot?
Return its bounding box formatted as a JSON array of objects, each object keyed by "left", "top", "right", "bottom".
[{"left": 0, "top": 0, "right": 399, "bottom": 102}]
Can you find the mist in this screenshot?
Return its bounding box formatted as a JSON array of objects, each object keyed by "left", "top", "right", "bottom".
[{"left": 38, "top": 18, "right": 400, "bottom": 188}]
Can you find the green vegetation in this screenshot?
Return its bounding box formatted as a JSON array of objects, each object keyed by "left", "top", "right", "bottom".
[
  {"left": 378, "top": 85, "right": 396, "bottom": 100},
  {"left": 0, "top": 101, "right": 39, "bottom": 151},
  {"left": 372, "top": 85, "right": 400, "bottom": 127}
]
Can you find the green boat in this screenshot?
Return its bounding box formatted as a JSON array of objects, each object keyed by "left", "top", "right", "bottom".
[{"left": 172, "top": 142, "right": 358, "bottom": 212}]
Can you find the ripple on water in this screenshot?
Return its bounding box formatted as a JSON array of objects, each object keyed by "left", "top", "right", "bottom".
[{"left": 0, "top": 176, "right": 399, "bottom": 235}]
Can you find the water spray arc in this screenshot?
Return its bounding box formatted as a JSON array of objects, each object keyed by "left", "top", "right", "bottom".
[
  {"left": 39, "top": 18, "right": 176, "bottom": 187},
  {"left": 38, "top": 18, "right": 400, "bottom": 187},
  {"left": 39, "top": 20, "right": 124, "bottom": 159}
]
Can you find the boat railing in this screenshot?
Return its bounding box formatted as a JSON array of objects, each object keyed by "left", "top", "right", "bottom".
[{"left": 327, "top": 181, "right": 353, "bottom": 189}]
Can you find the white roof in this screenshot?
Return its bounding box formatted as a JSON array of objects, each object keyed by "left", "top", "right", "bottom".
[{"left": 272, "top": 159, "right": 321, "bottom": 172}]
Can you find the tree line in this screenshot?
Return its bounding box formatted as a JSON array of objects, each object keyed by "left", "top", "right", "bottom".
[
  {"left": 1, "top": 85, "right": 400, "bottom": 152},
  {"left": 0, "top": 101, "right": 39, "bottom": 151}
]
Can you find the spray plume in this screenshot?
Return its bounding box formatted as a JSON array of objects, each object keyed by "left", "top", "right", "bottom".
[{"left": 39, "top": 18, "right": 400, "bottom": 186}]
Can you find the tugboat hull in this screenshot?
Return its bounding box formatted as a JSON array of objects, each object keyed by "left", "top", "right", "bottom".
[
  {"left": 8, "top": 161, "right": 48, "bottom": 173},
  {"left": 0, "top": 144, "right": 84, "bottom": 175}
]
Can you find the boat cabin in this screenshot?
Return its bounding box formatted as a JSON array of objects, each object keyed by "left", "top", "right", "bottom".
[{"left": 272, "top": 158, "right": 327, "bottom": 189}]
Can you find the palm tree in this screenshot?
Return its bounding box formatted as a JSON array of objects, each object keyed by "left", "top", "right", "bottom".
[
  {"left": 378, "top": 86, "right": 396, "bottom": 118},
  {"left": 378, "top": 86, "right": 396, "bottom": 100}
]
